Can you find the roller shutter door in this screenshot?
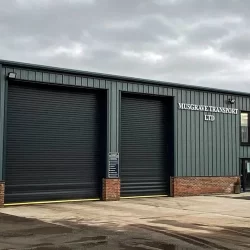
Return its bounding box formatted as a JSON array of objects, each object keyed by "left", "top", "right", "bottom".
[
  {"left": 5, "top": 83, "right": 106, "bottom": 203},
  {"left": 121, "top": 94, "right": 168, "bottom": 197}
]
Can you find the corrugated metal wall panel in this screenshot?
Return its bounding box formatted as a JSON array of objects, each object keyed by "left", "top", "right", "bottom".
[
  {"left": 211, "top": 93, "right": 215, "bottom": 175},
  {"left": 1, "top": 65, "right": 250, "bottom": 180},
  {"left": 42, "top": 72, "right": 50, "bottom": 83},
  {"left": 235, "top": 96, "right": 240, "bottom": 174},
  {"left": 190, "top": 91, "right": 196, "bottom": 175},
  {"left": 144, "top": 85, "right": 149, "bottom": 94},
  {"left": 213, "top": 94, "right": 218, "bottom": 175},
  {"left": 224, "top": 95, "right": 229, "bottom": 176},
  {"left": 182, "top": 90, "right": 188, "bottom": 176},
  {"left": 0, "top": 64, "right": 4, "bottom": 181},
  {"left": 55, "top": 74, "right": 62, "bottom": 84},
  {"left": 203, "top": 92, "right": 209, "bottom": 176},
  {"left": 176, "top": 90, "right": 182, "bottom": 176},
  {"left": 198, "top": 92, "right": 204, "bottom": 176},
  {"left": 110, "top": 83, "right": 118, "bottom": 152},
  {"left": 216, "top": 95, "right": 221, "bottom": 176},
  {"left": 228, "top": 95, "right": 233, "bottom": 176},
  {"left": 20, "top": 70, "right": 28, "bottom": 80},
  {"left": 81, "top": 77, "right": 87, "bottom": 87},
  {"left": 207, "top": 93, "right": 212, "bottom": 176},
  {"left": 219, "top": 95, "right": 225, "bottom": 176},
  {"left": 186, "top": 91, "right": 191, "bottom": 175},
  {"left": 194, "top": 92, "right": 200, "bottom": 176}
]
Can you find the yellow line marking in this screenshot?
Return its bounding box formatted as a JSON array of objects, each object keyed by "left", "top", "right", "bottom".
[
  {"left": 4, "top": 198, "right": 100, "bottom": 206},
  {"left": 4, "top": 195, "right": 168, "bottom": 206}
]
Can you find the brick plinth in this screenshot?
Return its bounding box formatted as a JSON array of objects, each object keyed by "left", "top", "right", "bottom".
[
  {"left": 0, "top": 182, "right": 5, "bottom": 207},
  {"left": 170, "top": 176, "right": 240, "bottom": 197},
  {"left": 102, "top": 178, "right": 120, "bottom": 201}
]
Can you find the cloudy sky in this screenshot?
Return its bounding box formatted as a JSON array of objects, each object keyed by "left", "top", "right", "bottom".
[{"left": 1, "top": 0, "right": 250, "bottom": 91}]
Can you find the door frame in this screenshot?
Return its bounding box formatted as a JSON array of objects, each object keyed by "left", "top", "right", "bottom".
[{"left": 241, "top": 158, "right": 250, "bottom": 192}]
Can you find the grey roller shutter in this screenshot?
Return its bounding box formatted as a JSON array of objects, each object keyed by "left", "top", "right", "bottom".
[
  {"left": 120, "top": 94, "right": 169, "bottom": 197},
  {"left": 5, "top": 82, "right": 106, "bottom": 203}
]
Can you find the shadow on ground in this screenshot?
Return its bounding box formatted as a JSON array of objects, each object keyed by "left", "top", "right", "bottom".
[
  {"left": 0, "top": 212, "right": 249, "bottom": 250},
  {"left": 0, "top": 213, "right": 192, "bottom": 250},
  {"left": 216, "top": 195, "right": 250, "bottom": 200},
  {"left": 226, "top": 196, "right": 250, "bottom": 201}
]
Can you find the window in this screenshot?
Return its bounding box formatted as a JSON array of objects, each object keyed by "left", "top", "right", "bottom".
[{"left": 241, "top": 112, "right": 250, "bottom": 144}]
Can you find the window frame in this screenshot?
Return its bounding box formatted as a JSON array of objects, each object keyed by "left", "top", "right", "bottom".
[{"left": 240, "top": 111, "right": 250, "bottom": 146}]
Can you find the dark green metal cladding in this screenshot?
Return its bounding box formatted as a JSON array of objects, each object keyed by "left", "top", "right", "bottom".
[
  {"left": 0, "top": 64, "right": 5, "bottom": 181},
  {"left": 0, "top": 60, "right": 250, "bottom": 180}
]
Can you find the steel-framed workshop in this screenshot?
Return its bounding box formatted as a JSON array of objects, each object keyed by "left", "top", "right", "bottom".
[{"left": 0, "top": 59, "right": 249, "bottom": 206}]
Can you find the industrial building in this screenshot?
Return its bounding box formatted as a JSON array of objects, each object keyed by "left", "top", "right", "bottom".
[{"left": 0, "top": 59, "right": 249, "bottom": 205}]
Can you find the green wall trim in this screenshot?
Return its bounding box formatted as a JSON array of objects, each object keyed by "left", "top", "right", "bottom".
[{"left": 0, "top": 64, "right": 5, "bottom": 180}]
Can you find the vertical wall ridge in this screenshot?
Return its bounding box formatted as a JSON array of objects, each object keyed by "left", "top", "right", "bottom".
[{"left": 0, "top": 64, "right": 5, "bottom": 181}]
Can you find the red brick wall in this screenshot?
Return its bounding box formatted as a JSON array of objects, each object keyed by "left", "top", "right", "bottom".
[
  {"left": 102, "top": 178, "right": 120, "bottom": 201},
  {"left": 170, "top": 176, "right": 240, "bottom": 197},
  {"left": 0, "top": 182, "right": 5, "bottom": 207}
]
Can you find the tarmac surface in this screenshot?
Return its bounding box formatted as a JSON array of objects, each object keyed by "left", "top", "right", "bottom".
[{"left": 1, "top": 193, "right": 250, "bottom": 249}]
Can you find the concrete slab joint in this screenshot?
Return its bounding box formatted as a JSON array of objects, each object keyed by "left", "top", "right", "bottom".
[
  {"left": 0, "top": 182, "right": 5, "bottom": 207},
  {"left": 102, "top": 178, "right": 120, "bottom": 201}
]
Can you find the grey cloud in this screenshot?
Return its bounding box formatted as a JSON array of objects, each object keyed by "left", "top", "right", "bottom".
[
  {"left": 220, "top": 33, "right": 250, "bottom": 58},
  {"left": 88, "top": 16, "right": 179, "bottom": 52},
  {"left": 186, "top": 25, "right": 229, "bottom": 46},
  {"left": 1, "top": 0, "right": 250, "bottom": 91}
]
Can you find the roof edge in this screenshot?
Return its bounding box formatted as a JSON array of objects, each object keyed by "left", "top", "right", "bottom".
[{"left": 0, "top": 59, "right": 248, "bottom": 96}]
